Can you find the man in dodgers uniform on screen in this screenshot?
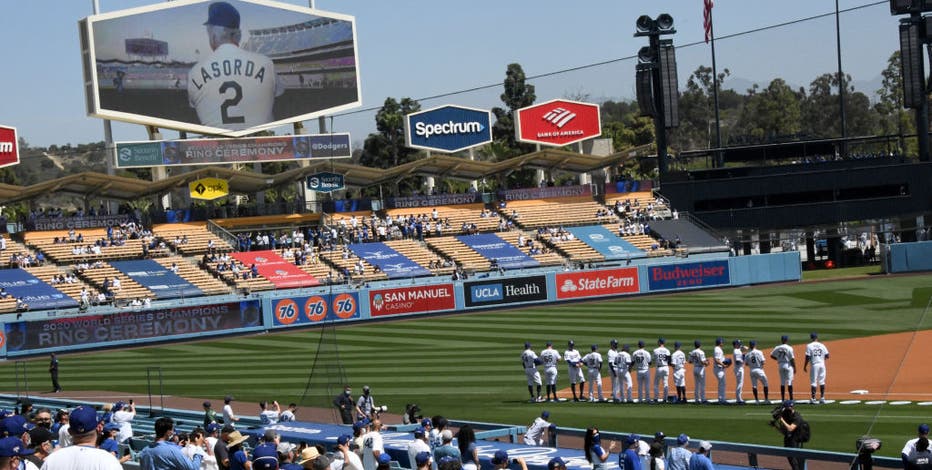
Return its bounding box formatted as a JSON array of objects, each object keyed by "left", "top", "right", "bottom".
[
  {"left": 564, "top": 340, "right": 585, "bottom": 402},
  {"left": 771, "top": 335, "right": 797, "bottom": 402},
  {"left": 188, "top": 2, "right": 285, "bottom": 131},
  {"left": 539, "top": 341, "right": 562, "bottom": 402},
  {"left": 803, "top": 332, "right": 829, "bottom": 404},
  {"left": 521, "top": 342, "right": 542, "bottom": 402}
]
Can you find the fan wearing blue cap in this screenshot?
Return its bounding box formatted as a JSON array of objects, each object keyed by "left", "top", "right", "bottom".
[
  {"left": 745, "top": 340, "right": 770, "bottom": 404},
  {"left": 521, "top": 342, "right": 543, "bottom": 403},
  {"left": 582, "top": 345, "right": 605, "bottom": 402},
  {"left": 333, "top": 433, "right": 363, "bottom": 470},
  {"left": 771, "top": 334, "right": 797, "bottom": 403},
  {"left": 540, "top": 341, "right": 562, "bottom": 402},
  {"left": 491, "top": 449, "right": 528, "bottom": 470},
  {"left": 619, "top": 434, "right": 640, "bottom": 470},
  {"left": 670, "top": 341, "right": 687, "bottom": 403},
  {"left": 41, "top": 406, "right": 129, "bottom": 469},
  {"left": 803, "top": 332, "right": 830, "bottom": 404},
  {"left": 187, "top": 1, "right": 284, "bottom": 132},
  {"left": 547, "top": 457, "right": 566, "bottom": 470},
  {"left": 688, "top": 340, "right": 709, "bottom": 404},
  {"left": 523, "top": 411, "right": 552, "bottom": 446},
  {"left": 632, "top": 340, "right": 652, "bottom": 403},
  {"left": 111, "top": 399, "right": 136, "bottom": 443},
  {"left": 903, "top": 424, "right": 931, "bottom": 464},
  {"left": 652, "top": 338, "right": 672, "bottom": 403},
  {"left": 563, "top": 340, "right": 585, "bottom": 402},
  {"left": 667, "top": 434, "right": 691, "bottom": 470},
  {"left": 406, "top": 427, "right": 430, "bottom": 470},
  {"left": 584, "top": 428, "right": 617, "bottom": 470}
]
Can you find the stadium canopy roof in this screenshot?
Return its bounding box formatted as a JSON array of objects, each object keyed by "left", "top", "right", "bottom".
[{"left": 0, "top": 145, "right": 647, "bottom": 205}]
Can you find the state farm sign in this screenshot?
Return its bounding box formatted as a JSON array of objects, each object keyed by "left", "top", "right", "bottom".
[
  {"left": 555, "top": 267, "right": 639, "bottom": 300},
  {"left": 0, "top": 125, "right": 19, "bottom": 169},
  {"left": 515, "top": 99, "right": 601, "bottom": 147}
]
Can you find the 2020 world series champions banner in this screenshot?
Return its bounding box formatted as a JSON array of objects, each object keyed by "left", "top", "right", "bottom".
[{"left": 2, "top": 300, "right": 260, "bottom": 354}]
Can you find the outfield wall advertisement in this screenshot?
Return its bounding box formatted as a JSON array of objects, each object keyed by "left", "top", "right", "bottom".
[
  {"left": 369, "top": 284, "right": 455, "bottom": 317},
  {"left": 555, "top": 267, "right": 639, "bottom": 300},
  {"left": 2, "top": 300, "right": 260, "bottom": 354},
  {"left": 271, "top": 293, "right": 359, "bottom": 326},
  {"left": 464, "top": 275, "right": 548, "bottom": 308},
  {"left": 647, "top": 260, "right": 730, "bottom": 291}
]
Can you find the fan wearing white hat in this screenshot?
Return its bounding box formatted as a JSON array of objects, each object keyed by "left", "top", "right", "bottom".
[{"left": 688, "top": 441, "right": 714, "bottom": 470}]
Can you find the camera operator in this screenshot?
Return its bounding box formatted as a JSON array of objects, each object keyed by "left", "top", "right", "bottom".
[
  {"left": 771, "top": 400, "right": 805, "bottom": 470},
  {"left": 357, "top": 386, "right": 386, "bottom": 420},
  {"left": 403, "top": 405, "right": 422, "bottom": 425}
]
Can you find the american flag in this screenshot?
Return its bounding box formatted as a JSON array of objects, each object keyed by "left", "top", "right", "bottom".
[{"left": 704, "top": 0, "right": 714, "bottom": 43}]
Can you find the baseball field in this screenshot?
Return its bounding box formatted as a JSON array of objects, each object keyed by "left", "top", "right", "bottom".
[{"left": 2, "top": 269, "right": 931, "bottom": 458}]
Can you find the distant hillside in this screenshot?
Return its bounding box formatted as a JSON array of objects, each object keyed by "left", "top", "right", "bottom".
[{"left": 13, "top": 142, "right": 111, "bottom": 210}]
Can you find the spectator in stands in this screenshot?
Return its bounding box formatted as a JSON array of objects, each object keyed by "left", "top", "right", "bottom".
[
  {"left": 111, "top": 400, "right": 135, "bottom": 443},
  {"left": 279, "top": 404, "right": 297, "bottom": 423},
  {"left": 259, "top": 402, "right": 280, "bottom": 426},
  {"left": 215, "top": 425, "right": 235, "bottom": 470},
  {"left": 223, "top": 396, "right": 239, "bottom": 427},
  {"left": 182, "top": 429, "right": 212, "bottom": 470},
  {"left": 277, "top": 442, "right": 300, "bottom": 470},
  {"left": 252, "top": 430, "right": 280, "bottom": 470},
  {"left": 667, "top": 435, "right": 691, "bottom": 470},
  {"left": 456, "top": 426, "right": 479, "bottom": 470},
  {"left": 687, "top": 441, "right": 713, "bottom": 470},
  {"left": 26, "top": 427, "right": 55, "bottom": 467},
  {"left": 585, "top": 428, "right": 616, "bottom": 470},
  {"left": 99, "top": 422, "right": 130, "bottom": 463},
  {"left": 432, "top": 431, "right": 459, "bottom": 466},
  {"left": 43, "top": 405, "right": 122, "bottom": 470},
  {"left": 407, "top": 428, "right": 430, "bottom": 470},
  {"left": 15, "top": 298, "right": 28, "bottom": 312},
  {"left": 225, "top": 431, "right": 251, "bottom": 470},
  {"left": 361, "top": 419, "right": 385, "bottom": 470},
  {"left": 203, "top": 402, "right": 219, "bottom": 429},
  {"left": 139, "top": 417, "right": 203, "bottom": 470}
]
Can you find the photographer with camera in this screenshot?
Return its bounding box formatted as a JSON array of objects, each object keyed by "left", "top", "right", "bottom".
[
  {"left": 770, "top": 400, "right": 809, "bottom": 470},
  {"left": 357, "top": 386, "right": 387, "bottom": 420},
  {"left": 403, "top": 404, "right": 422, "bottom": 425}
]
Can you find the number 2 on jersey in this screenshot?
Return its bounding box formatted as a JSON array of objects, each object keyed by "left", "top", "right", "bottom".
[{"left": 219, "top": 81, "right": 245, "bottom": 124}]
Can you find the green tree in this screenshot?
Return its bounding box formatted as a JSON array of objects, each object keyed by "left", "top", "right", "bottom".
[
  {"left": 734, "top": 78, "right": 802, "bottom": 142},
  {"left": 875, "top": 51, "right": 915, "bottom": 155},
  {"left": 491, "top": 63, "right": 536, "bottom": 153},
  {"left": 670, "top": 66, "right": 732, "bottom": 152},
  {"left": 358, "top": 97, "right": 421, "bottom": 194}
]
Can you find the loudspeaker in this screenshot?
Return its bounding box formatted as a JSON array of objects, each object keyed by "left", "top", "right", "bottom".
[
  {"left": 890, "top": 0, "right": 932, "bottom": 14},
  {"left": 636, "top": 64, "right": 656, "bottom": 117},
  {"left": 658, "top": 40, "right": 680, "bottom": 128},
  {"left": 900, "top": 21, "right": 925, "bottom": 108}
]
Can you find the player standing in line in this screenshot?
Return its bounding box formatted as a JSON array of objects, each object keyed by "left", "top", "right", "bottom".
[
  {"left": 745, "top": 340, "right": 770, "bottom": 404},
  {"left": 606, "top": 340, "right": 621, "bottom": 403},
  {"left": 582, "top": 345, "right": 604, "bottom": 402},
  {"left": 803, "top": 332, "right": 830, "bottom": 404},
  {"left": 564, "top": 341, "right": 585, "bottom": 402},
  {"left": 540, "top": 341, "right": 562, "bottom": 402},
  {"left": 617, "top": 344, "right": 634, "bottom": 403},
  {"left": 712, "top": 337, "right": 729, "bottom": 404},
  {"left": 187, "top": 2, "right": 285, "bottom": 130},
  {"left": 670, "top": 341, "right": 687, "bottom": 404},
  {"left": 689, "top": 340, "right": 709, "bottom": 403},
  {"left": 771, "top": 335, "right": 797, "bottom": 402},
  {"left": 632, "top": 341, "right": 652, "bottom": 403},
  {"left": 652, "top": 338, "right": 671, "bottom": 403},
  {"left": 521, "top": 342, "right": 543, "bottom": 402},
  {"left": 733, "top": 339, "right": 747, "bottom": 404}
]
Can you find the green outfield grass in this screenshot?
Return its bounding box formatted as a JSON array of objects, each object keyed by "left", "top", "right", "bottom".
[{"left": 2, "top": 273, "right": 931, "bottom": 457}]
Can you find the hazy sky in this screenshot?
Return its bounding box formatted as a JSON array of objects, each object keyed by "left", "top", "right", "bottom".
[{"left": 0, "top": 0, "right": 899, "bottom": 149}]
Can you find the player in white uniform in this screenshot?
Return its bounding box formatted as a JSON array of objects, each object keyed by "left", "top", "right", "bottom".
[
  {"left": 539, "top": 341, "right": 562, "bottom": 402},
  {"left": 670, "top": 341, "right": 687, "bottom": 403},
  {"left": 771, "top": 335, "right": 797, "bottom": 402},
  {"left": 745, "top": 340, "right": 770, "bottom": 404},
  {"left": 732, "top": 339, "right": 746, "bottom": 404},
  {"left": 616, "top": 344, "right": 634, "bottom": 403},
  {"left": 523, "top": 411, "right": 552, "bottom": 446},
  {"left": 804, "top": 332, "right": 830, "bottom": 404},
  {"left": 712, "top": 337, "right": 728, "bottom": 403},
  {"left": 521, "top": 342, "right": 542, "bottom": 402},
  {"left": 632, "top": 341, "right": 652, "bottom": 403},
  {"left": 688, "top": 340, "right": 708, "bottom": 403},
  {"left": 582, "top": 345, "right": 604, "bottom": 402},
  {"left": 564, "top": 340, "right": 585, "bottom": 402},
  {"left": 606, "top": 340, "right": 621, "bottom": 402},
  {"left": 652, "top": 338, "right": 671, "bottom": 403},
  {"left": 187, "top": 2, "right": 285, "bottom": 131}
]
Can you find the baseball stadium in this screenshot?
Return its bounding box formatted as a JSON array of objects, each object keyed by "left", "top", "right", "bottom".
[{"left": 3, "top": 1, "right": 932, "bottom": 470}]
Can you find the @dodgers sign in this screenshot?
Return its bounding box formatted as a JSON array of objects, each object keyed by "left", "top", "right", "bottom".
[
  {"left": 307, "top": 172, "right": 344, "bottom": 193},
  {"left": 515, "top": 99, "right": 602, "bottom": 147},
  {"left": 404, "top": 105, "right": 493, "bottom": 153}
]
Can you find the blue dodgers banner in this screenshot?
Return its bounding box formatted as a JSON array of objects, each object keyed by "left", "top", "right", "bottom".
[
  {"left": 3, "top": 300, "right": 260, "bottom": 353},
  {"left": 247, "top": 421, "right": 603, "bottom": 470},
  {"left": 349, "top": 243, "right": 430, "bottom": 279},
  {"left": 0, "top": 269, "right": 75, "bottom": 309},
  {"left": 457, "top": 234, "right": 540, "bottom": 269},
  {"left": 648, "top": 260, "right": 730, "bottom": 291},
  {"left": 271, "top": 292, "right": 360, "bottom": 326},
  {"left": 110, "top": 259, "right": 203, "bottom": 299},
  {"left": 568, "top": 226, "right": 645, "bottom": 259},
  {"left": 464, "top": 275, "right": 548, "bottom": 307}
]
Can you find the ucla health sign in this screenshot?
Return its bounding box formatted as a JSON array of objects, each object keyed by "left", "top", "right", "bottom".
[
  {"left": 648, "top": 260, "right": 730, "bottom": 291},
  {"left": 404, "top": 105, "right": 493, "bottom": 153},
  {"left": 464, "top": 275, "right": 548, "bottom": 308}
]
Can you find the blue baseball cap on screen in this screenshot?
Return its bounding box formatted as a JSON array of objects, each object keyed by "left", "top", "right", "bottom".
[{"left": 204, "top": 2, "right": 240, "bottom": 29}]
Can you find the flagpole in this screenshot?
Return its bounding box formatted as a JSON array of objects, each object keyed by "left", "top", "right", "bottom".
[{"left": 709, "top": 8, "right": 723, "bottom": 167}]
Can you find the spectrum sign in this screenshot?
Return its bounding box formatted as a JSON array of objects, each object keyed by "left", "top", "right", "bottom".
[
  {"left": 404, "top": 105, "right": 493, "bottom": 153},
  {"left": 515, "top": 99, "right": 601, "bottom": 147},
  {"left": 647, "top": 260, "right": 730, "bottom": 291},
  {"left": 555, "top": 267, "right": 639, "bottom": 300},
  {"left": 0, "top": 125, "right": 19, "bottom": 169}
]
